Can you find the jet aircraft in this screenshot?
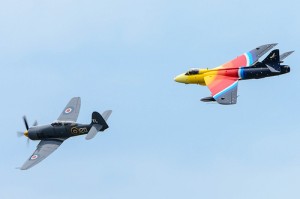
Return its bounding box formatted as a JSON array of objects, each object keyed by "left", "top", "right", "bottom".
[
  {"left": 174, "top": 44, "right": 293, "bottom": 105},
  {"left": 18, "top": 97, "right": 112, "bottom": 170}
]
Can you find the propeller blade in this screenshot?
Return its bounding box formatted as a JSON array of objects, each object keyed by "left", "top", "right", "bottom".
[
  {"left": 27, "top": 138, "right": 30, "bottom": 147},
  {"left": 32, "top": 120, "right": 38, "bottom": 126},
  {"left": 17, "top": 131, "right": 24, "bottom": 137},
  {"left": 23, "top": 116, "right": 29, "bottom": 130}
]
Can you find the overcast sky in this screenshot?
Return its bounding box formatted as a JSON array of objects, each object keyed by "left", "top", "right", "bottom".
[{"left": 1, "top": 0, "right": 300, "bottom": 199}]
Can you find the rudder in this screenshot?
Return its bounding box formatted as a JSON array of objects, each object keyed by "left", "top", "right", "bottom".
[
  {"left": 91, "top": 111, "right": 109, "bottom": 131},
  {"left": 262, "top": 49, "right": 281, "bottom": 72}
]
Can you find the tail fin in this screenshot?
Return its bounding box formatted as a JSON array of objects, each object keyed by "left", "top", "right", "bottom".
[
  {"left": 262, "top": 49, "right": 280, "bottom": 64},
  {"left": 91, "top": 111, "right": 109, "bottom": 131},
  {"left": 86, "top": 111, "right": 112, "bottom": 140},
  {"left": 262, "top": 49, "right": 281, "bottom": 72}
]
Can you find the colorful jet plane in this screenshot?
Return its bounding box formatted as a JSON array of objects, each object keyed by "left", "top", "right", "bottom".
[
  {"left": 17, "top": 97, "right": 112, "bottom": 170},
  {"left": 174, "top": 44, "right": 293, "bottom": 105}
]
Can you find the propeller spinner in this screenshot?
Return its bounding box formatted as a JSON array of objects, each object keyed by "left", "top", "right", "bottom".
[{"left": 17, "top": 116, "right": 37, "bottom": 147}]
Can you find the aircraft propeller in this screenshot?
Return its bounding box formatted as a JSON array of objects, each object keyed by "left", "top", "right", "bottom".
[
  {"left": 17, "top": 116, "right": 37, "bottom": 147},
  {"left": 23, "top": 116, "right": 29, "bottom": 130}
]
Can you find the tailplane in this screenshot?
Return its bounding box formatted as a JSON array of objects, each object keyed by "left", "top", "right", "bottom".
[
  {"left": 86, "top": 110, "right": 112, "bottom": 140},
  {"left": 280, "top": 51, "right": 294, "bottom": 62}
]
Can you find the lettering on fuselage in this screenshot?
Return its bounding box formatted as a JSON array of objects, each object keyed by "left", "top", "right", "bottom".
[{"left": 71, "top": 127, "right": 88, "bottom": 135}]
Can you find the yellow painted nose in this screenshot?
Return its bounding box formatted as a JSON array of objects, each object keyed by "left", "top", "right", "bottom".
[
  {"left": 24, "top": 131, "right": 28, "bottom": 137},
  {"left": 174, "top": 74, "right": 188, "bottom": 83}
]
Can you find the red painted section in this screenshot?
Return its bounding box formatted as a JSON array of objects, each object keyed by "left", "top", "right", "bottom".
[
  {"left": 217, "top": 68, "right": 239, "bottom": 78},
  {"left": 208, "top": 76, "right": 237, "bottom": 96},
  {"left": 206, "top": 54, "right": 247, "bottom": 96},
  {"left": 222, "top": 54, "right": 247, "bottom": 69}
]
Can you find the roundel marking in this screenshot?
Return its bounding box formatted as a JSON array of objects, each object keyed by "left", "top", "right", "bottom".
[
  {"left": 65, "top": 107, "right": 73, "bottom": 114},
  {"left": 31, "top": 155, "right": 38, "bottom": 160}
]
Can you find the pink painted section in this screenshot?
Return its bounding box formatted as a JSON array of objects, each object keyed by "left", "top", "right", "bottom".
[
  {"left": 208, "top": 76, "right": 237, "bottom": 96},
  {"left": 220, "top": 54, "right": 247, "bottom": 69}
]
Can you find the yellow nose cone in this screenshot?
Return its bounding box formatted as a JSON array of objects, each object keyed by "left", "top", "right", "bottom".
[
  {"left": 24, "top": 131, "right": 28, "bottom": 137},
  {"left": 174, "top": 74, "right": 188, "bottom": 83}
]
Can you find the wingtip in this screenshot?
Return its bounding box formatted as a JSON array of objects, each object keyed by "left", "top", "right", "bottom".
[
  {"left": 270, "top": 43, "right": 278, "bottom": 47},
  {"left": 16, "top": 167, "right": 26, "bottom": 170}
]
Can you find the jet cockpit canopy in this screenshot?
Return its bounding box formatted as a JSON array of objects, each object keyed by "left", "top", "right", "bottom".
[{"left": 185, "top": 69, "right": 200, "bottom": 75}]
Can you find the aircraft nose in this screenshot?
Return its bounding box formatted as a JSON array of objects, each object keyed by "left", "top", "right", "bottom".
[
  {"left": 174, "top": 74, "right": 188, "bottom": 83},
  {"left": 24, "top": 130, "right": 28, "bottom": 137}
]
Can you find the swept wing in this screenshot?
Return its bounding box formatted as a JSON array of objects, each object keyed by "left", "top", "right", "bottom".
[
  {"left": 217, "top": 43, "right": 277, "bottom": 69},
  {"left": 204, "top": 76, "right": 238, "bottom": 105}
]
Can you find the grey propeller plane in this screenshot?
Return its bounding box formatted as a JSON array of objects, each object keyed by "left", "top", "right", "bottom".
[{"left": 18, "top": 97, "right": 112, "bottom": 170}]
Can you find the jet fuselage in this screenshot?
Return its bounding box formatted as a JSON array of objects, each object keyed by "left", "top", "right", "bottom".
[{"left": 174, "top": 65, "right": 290, "bottom": 85}]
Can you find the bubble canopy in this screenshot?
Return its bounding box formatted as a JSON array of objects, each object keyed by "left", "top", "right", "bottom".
[{"left": 185, "top": 69, "right": 200, "bottom": 75}]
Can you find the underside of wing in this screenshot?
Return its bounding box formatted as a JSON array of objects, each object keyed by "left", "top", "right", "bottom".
[
  {"left": 20, "top": 139, "right": 64, "bottom": 170},
  {"left": 219, "top": 43, "right": 277, "bottom": 69},
  {"left": 204, "top": 76, "right": 238, "bottom": 105},
  {"left": 57, "top": 97, "right": 81, "bottom": 122}
]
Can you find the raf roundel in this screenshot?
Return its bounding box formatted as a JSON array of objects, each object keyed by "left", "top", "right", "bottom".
[
  {"left": 31, "top": 155, "right": 38, "bottom": 160},
  {"left": 64, "top": 107, "right": 73, "bottom": 114}
]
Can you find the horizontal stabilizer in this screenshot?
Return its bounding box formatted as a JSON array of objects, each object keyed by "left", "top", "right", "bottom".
[
  {"left": 102, "top": 110, "right": 112, "bottom": 121},
  {"left": 200, "top": 96, "right": 216, "bottom": 102},
  {"left": 85, "top": 126, "right": 99, "bottom": 140},
  {"left": 280, "top": 51, "right": 294, "bottom": 61},
  {"left": 265, "top": 64, "right": 280, "bottom": 73}
]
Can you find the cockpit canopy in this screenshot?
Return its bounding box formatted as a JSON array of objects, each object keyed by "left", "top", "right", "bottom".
[
  {"left": 185, "top": 69, "right": 200, "bottom": 75},
  {"left": 51, "top": 121, "right": 74, "bottom": 126}
]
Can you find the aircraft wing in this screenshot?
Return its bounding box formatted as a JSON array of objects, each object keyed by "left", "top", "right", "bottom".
[
  {"left": 19, "top": 139, "right": 64, "bottom": 170},
  {"left": 204, "top": 76, "right": 238, "bottom": 105},
  {"left": 218, "top": 43, "right": 277, "bottom": 69},
  {"left": 57, "top": 97, "right": 81, "bottom": 122}
]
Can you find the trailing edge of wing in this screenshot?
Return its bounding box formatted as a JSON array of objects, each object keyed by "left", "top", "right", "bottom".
[
  {"left": 204, "top": 76, "right": 239, "bottom": 105},
  {"left": 213, "top": 81, "right": 238, "bottom": 105}
]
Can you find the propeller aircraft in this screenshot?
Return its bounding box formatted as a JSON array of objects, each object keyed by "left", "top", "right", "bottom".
[
  {"left": 174, "top": 43, "right": 293, "bottom": 105},
  {"left": 18, "top": 97, "right": 112, "bottom": 170}
]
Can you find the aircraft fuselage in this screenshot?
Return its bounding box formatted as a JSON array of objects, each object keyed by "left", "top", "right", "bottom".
[
  {"left": 174, "top": 65, "right": 290, "bottom": 86},
  {"left": 26, "top": 122, "right": 93, "bottom": 140}
]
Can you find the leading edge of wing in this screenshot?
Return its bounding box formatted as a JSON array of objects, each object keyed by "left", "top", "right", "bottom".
[
  {"left": 19, "top": 139, "right": 64, "bottom": 170},
  {"left": 204, "top": 76, "right": 238, "bottom": 105},
  {"left": 247, "top": 43, "right": 278, "bottom": 65},
  {"left": 220, "top": 43, "right": 277, "bottom": 69}
]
